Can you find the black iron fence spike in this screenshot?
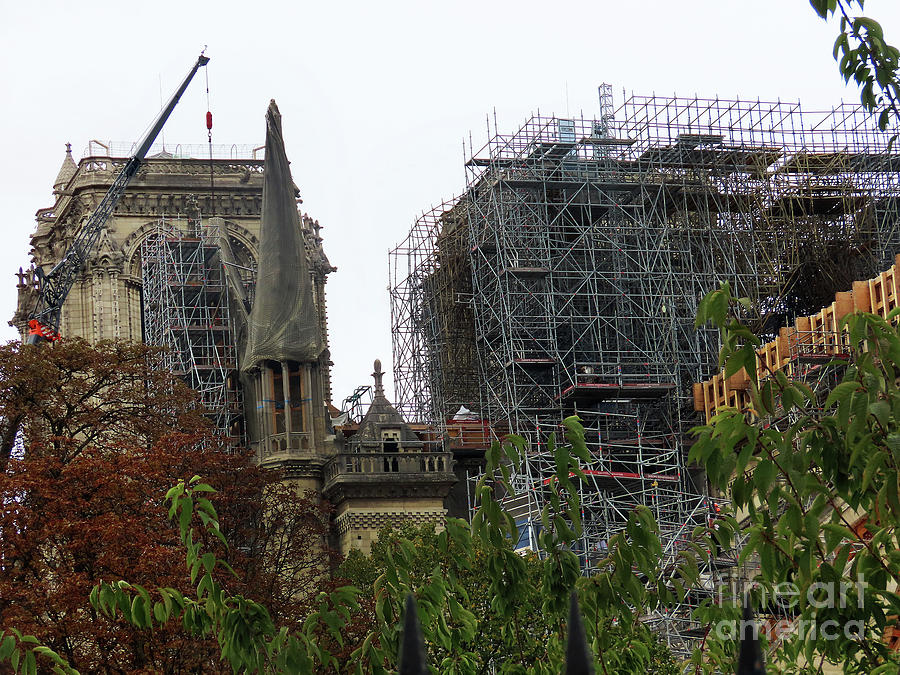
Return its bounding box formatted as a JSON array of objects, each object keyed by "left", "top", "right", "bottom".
[
  {"left": 737, "top": 595, "right": 766, "bottom": 675},
  {"left": 398, "top": 594, "right": 429, "bottom": 675},
  {"left": 565, "top": 591, "right": 595, "bottom": 675}
]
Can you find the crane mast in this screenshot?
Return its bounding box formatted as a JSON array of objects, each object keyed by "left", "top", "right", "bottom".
[{"left": 27, "top": 52, "right": 210, "bottom": 345}]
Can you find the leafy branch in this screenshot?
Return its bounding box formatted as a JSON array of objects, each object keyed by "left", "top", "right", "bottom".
[
  {"left": 811, "top": 0, "right": 900, "bottom": 139},
  {"left": 89, "top": 476, "right": 360, "bottom": 674},
  {"left": 0, "top": 629, "right": 79, "bottom": 675},
  {"left": 693, "top": 282, "right": 900, "bottom": 672}
]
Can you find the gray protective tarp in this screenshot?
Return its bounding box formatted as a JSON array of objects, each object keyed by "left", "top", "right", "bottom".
[
  {"left": 241, "top": 100, "right": 321, "bottom": 372},
  {"left": 211, "top": 216, "right": 249, "bottom": 337}
]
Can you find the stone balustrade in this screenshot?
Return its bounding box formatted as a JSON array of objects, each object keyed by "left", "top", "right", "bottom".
[
  {"left": 256, "top": 432, "right": 313, "bottom": 462},
  {"left": 324, "top": 451, "right": 452, "bottom": 484}
]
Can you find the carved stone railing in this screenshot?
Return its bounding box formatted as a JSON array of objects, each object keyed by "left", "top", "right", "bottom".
[
  {"left": 256, "top": 432, "right": 313, "bottom": 462},
  {"left": 324, "top": 451, "right": 453, "bottom": 484}
]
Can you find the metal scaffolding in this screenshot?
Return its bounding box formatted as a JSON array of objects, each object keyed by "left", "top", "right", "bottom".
[
  {"left": 140, "top": 214, "right": 244, "bottom": 444},
  {"left": 389, "top": 93, "right": 900, "bottom": 652}
]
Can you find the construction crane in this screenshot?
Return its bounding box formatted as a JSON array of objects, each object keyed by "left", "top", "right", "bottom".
[{"left": 26, "top": 52, "right": 211, "bottom": 345}]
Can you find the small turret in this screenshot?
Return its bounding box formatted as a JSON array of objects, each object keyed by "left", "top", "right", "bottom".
[
  {"left": 52, "top": 143, "right": 77, "bottom": 195},
  {"left": 351, "top": 359, "right": 422, "bottom": 451},
  {"left": 323, "top": 358, "right": 457, "bottom": 554}
]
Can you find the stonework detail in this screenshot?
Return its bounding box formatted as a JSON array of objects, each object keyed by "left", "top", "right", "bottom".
[
  {"left": 324, "top": 359, "right": 456, "bottom": 554},
  {"left": 334, "top": 509, "right": 446, "bottom": 536},
  {"left": 12, "top": 151, "right": 283, "bottom": 346}
]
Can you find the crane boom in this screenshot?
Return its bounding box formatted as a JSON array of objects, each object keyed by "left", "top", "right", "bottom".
[{"left": 27, "top": 52, "right": 210, "bottom": 345}]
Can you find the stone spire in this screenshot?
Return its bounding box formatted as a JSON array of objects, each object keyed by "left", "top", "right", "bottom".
[
  {"left": 372, "top": 359, "right": 386, "bottom": 399},
  {"left": 240, "top": 100, "right": 331, "bottom": 481},
  {"left": 352, "top": 357, "right": 416, "bottom": 444},
  {"left": 53, "top": 143, "right": 77, "bottom": 194}
]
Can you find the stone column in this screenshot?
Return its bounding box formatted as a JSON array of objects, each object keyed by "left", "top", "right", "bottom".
[
  {"left": 281, "top": 361, "right": 292, "bottom": 439},
  {"left": 258, "top": 366, "right": 274, "bottom": 457},
  {"left": 303, "top": 364, "right": 313, "bottom": 437},
  {"left": 264, "top": 366, "right": 276, "bottom": 439},
  {"left": 111, "top": 270, "right": 121, "bottom": 341}
]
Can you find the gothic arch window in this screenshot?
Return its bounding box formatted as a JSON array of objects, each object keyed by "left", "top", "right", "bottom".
[
  {"left": 122, "top": 219, "right": 259, "bottom": 341},
  {"left": 226, "top": 234, "right": 258, "bottom": 305}
]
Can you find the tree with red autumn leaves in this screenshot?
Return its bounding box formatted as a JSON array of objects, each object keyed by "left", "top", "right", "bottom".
[{"left": 0, "top": 338, "right": 336, "bottom": 674}]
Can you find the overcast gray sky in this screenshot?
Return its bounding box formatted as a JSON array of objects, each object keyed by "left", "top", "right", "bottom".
[{"left": 2, "top": 0, "right": 900, "bottom": 405}]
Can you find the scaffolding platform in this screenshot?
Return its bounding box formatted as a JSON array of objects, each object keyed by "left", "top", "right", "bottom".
[
  {"left": 580, "top": 469, "right": 679, "bottom": 491},
  {"left": 794, "top": 350, "right": 851, "bottom": 364},
  {"left": 504, "top": 357, "right": 556, "bottom": 368},
  {"left": 500, "top": 266, "right": 549, "bottom": 278},
  {"left": 558, "top": 382, "right": 676, "bottom": 402}
]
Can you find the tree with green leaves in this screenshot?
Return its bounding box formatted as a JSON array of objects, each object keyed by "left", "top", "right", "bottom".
[
  {"left": 689, "top": 284, "right": 900, "bottom": 674},
  {"left": 337, "top": 521, "right": 552, "bottom": 673},
  {"left": 811, "top": 0, "right": 900, "bottom": 139}
]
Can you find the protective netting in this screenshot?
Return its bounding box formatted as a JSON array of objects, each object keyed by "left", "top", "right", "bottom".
[{"left": 240, "top": 100, "right": 320, "bottom": 371}]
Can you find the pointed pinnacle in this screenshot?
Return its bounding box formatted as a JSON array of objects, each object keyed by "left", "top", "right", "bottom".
[
  {"left": 737, "top": 596, "right": 766, "bottom": 675},
  {"left": 565, "top": 591, "right": 595, "bottom": 675},
  {"left": 398, "top": 594, "right": 428, "bottom": 675}
]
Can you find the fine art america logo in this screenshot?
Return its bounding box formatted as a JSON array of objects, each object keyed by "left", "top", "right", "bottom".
[{"left": 713, "top": 576, "right": 868, "bottom": 642}]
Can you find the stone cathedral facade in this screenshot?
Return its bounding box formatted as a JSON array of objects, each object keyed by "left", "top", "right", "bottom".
[{"left": 12, "top": 104, "right": 456, "bottom": 556}]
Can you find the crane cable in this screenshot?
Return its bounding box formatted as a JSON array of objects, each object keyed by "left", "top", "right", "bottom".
[{"left": 205, "top": 57, "right": 215, "bottom": 217}]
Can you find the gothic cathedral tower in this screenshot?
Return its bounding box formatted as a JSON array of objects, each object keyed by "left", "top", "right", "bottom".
[{"left": 234, "top": 100, "right": 337, "bottom": 491}]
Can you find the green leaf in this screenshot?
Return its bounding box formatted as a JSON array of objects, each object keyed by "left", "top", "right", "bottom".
[
  {"left": 781, "top": 385, "right": 796, "bottom": 412},
  {"left": 855, "top": 16, "right": 884, "bottom": 39},
  {"left": 869, "top": 400, "right": 890, "bottom": 427},
  {"left": 755, "top": 459, "right": 776, "bottom": 491},
  {"left": 178, "top": 496, "right": 193, "bottom": 535},
  {"left": 810, "top": 0, "right": 830, "bottom": 19},
  {"left": 834, "top": 31, "right": 850, "bottom": 57},
  {"left": 822, "top": 523, "right": 856, "bottom": 551},
  {"left": 784, "top": 505, "right": 802, "bottom": 535},
  {"left": 759, "top": 380, "right": 776, "bottom": 415},
  {"left": 24, "top": 649, "right": 35, "bottom": 675},
  {"left": 131, "top": 596, "right": 147, "bottom": 628},
  {"left": 0, "top": 636, "right": 14, "bottom": 661},
  {"left": 165, "top": 482, "right": 184, "bottom": 502},
  {"left": 888, "top": 475, "right": 900, "bottom": 517},
  {"left": 724, "top": 345, "right": 751, "bottom": 378},
  {"left": 825, "top": 381, "right": 859, "bottom": 409},
  {"left": 862, "top": 451, "right": 887, "bottom": 491}
]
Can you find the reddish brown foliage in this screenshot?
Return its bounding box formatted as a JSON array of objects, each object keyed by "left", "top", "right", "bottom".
[{"left": 0, "top": 339, "right": 335, "bottom": 673}]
